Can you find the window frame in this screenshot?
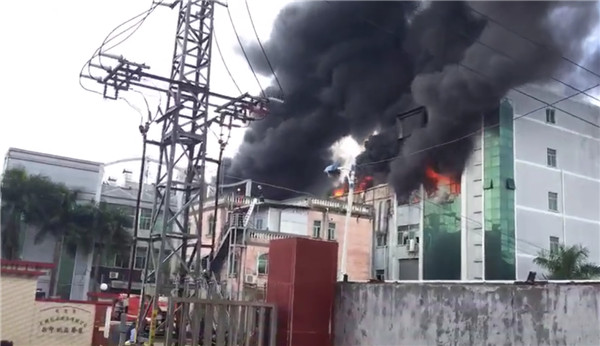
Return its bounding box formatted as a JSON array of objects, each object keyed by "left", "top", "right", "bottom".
[
  {"left": 375, "top": 269, "right": 385, "bottom": 281},
  {"left": 257, "top": 253, "right": 268, "bottom": 275},
  {"left": 397, "top": 224, "right": 419, "bottom": 245},
  {"left": 327, "top": 222, "right": 336, "bottom": 241},
  {"left": 312, "top": 220, "right": 321, "bottom": 238},
  {"left": 549, "top": 236, "right": 560, "bottom": 254},
  {"left": 139, "top": 208, "right": 152, "bottom": 230},
  {"left": 548, "top": 191, "right": 559, "bottom": 212},
  {"left": 545, "top": 108, "right": 556, "bottom": 124},
  {"left": 546, "top": 148, "right": 557, "bottom": 167},
  {"left": 134, "top": 246, "right": 147, "bottom": 269}
]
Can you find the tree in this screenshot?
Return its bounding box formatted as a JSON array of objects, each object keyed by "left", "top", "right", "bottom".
[
  {"left": 1, "top": 168, "right": 76, "bottom": 260},
  {"left": 90, "top": 202, "right": 133, "bottom": 291},
  {"left": 534, "top": 244, "right": 600, "bottom": 280},
  {"left": 1, "top": 168, "right": 132, "bottom": 295}
]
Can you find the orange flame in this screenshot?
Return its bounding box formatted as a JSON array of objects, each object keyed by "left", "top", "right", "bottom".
[
  {"left": 330, "top": 176, "right": 374, "bottom": 197},
  {"left": 332, "top": 187, "right": 345, "bottom": 197},
  {"left": 357, "top": 176, "right": 374, "bottom": 192},
  {"left": 424, "top": 166, "right": 460, "bottom": 196}
]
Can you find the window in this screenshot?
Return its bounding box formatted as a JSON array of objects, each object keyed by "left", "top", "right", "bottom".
[
  {"left": 257, "top": 253, "right": 268, "bottom": 275},
  {"left": 397, "top": 224, "right": 419, "bottom": 245},
  {"left": 376, "top": 233, "right": 387, "bottom": 247},
  {"left": 375, "top": 269, "right": 385, "bottom": 281},
  {"left": 377, "top": 201, "right": 383, "bottom": 232},
  {"left": 114, "top": 252, "right": 129, "bottom": 268},
  {"left": 229, "top": 252, "right": 239, "bottom": 277},
  {"left": 548, "top": 191, "right": 558, "bottom": 211},
  {"left": 505, "top": 178, "right": 516, "bottom": 190},
  {"left": 312, "top": 220, "right": 321, "bottom": 238},
  {"left": 207, "top": 214, "right": 215, "bottom": 235},
  {"left": 483, "top": 179, "right": 494, "bottom": 190},
  {"left": 139, "top": 208, "right": 152, "bottom": 230},
  {"left": 255, "top": 218, "right": 263, "bottom": 230},
  {"left": 327, "top": 222, "right": 336, "bottom": 240},
  {"left": 547, "top": 148, "right": 557, "bottom": 167},
  {"left": 546, "top": 108, "right": 556, "bottom": 124},
  {"left": 135, "top": 247, "right": 147, "bottom": 269},
  {"left": 549, "top": 236, "right": 560, "bottom": 254}
]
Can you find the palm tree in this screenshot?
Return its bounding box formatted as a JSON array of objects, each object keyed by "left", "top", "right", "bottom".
[
  {"left": 534, "top": 244, "right": 600, "bottom": 280},
  {"left": 91, "top": 202, "right": 133, "bottom": 291},
  {"left": 1, "top": 168, "right": 29, "bottom": 260},
  {"left": 1, "top": 168, "right": 76, "bottom": 260},
  {"left": 1, "top": 168, "right": 132, "bottom": 294}
]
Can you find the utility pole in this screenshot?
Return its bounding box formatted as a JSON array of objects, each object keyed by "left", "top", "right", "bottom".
[
  {"left": 341, "top": 164, "right": 355, "bottom": 282},
  {"left": 82, "top": 1, "right": 271, "bottom": 344}
]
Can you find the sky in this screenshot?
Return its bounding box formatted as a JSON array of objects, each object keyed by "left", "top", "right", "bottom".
[
  {"left": 0, "top": 1, "right": 598, "bottom": 185},
  {"left": 0, "top": 0, "right": 296, "bottom": 182}
]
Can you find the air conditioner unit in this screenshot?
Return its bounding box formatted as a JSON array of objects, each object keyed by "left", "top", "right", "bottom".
[
  {"left": 245, "top": 274, "right": 256, "bottom": 284},
  {"left": 109, "top": 272, "right": 119, "bottom": 280},
  {"left": 408, "top": 239, "right": 417, "bottom": 252}
]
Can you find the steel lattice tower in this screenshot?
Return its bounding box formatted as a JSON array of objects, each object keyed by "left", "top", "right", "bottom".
[{"left": 83, "top": 0, "right": 270, "bottom": 343}]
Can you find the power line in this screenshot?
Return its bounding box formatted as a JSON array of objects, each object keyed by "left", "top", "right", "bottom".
[
  {"left": 467, "top": 4, "right": 600, "bottom": 82},
  {"left": 213, "top": 28, "right": 242, "bottom": 94},
  {"left": 79, "top": 0, "right": 163, "bottom": 95},
  {"left": 357, "top": 81, "right": 599, "bottom": 169},
  {"left": 243, "top": 0, "right": 285, "bottom": 97},
  {"left": 465, "top": 31, "right": 600, "bottom": 105},
  {"left": 513, "top": 83, "right": 600, "bottom": 121},
  {"left": 323, "top": 1, "right": 600, "bottom": 129},
  {"left": 224, "top": 174, "right": 316, "bottom": 197},
  {"left": 221, "top": 174, "right": 545, "bottom": 257},
  {"left": 225, "top": 2, "right": 265, "bottom": 95},
  {"left": 457, "top": 62, "right": 600, "bottom": 129}
]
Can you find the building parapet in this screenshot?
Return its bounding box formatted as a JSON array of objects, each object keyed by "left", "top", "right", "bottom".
[
  {"left": 202, "top": 195, "right": 372, "bottom": 217},
  {"left": 247, "top": 229, "right": 311, "bottom": 244}
]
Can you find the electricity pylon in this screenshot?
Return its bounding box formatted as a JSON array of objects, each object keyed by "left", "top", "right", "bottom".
[{"left": 81, "top": 0, "right": 271, "bottom": 343}]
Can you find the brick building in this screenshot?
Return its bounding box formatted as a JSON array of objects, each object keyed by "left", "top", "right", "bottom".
[{"left": 191, "top": 181, "right": 373, "bottom": 300}]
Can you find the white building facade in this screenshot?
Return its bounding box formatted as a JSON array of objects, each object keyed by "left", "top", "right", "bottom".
[{"left": 370, "top": 85, "right": 600, "bottom": 281}]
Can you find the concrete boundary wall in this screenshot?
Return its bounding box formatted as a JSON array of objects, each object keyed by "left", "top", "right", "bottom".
[{"left": 334, "top": 282, "right": 600, "bottom": 345}]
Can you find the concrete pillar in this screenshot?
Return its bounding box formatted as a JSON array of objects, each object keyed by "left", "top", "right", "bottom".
[{"left": 266, "top": 238, "right": 338, "bottom": 346}]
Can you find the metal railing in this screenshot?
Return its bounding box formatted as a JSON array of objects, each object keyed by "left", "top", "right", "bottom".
[
  {"left": 164, "top": 298, "right": 277, "bottom": 346},
  {"left": 247, "top": 229, "right": 309, "bottom": 243}
]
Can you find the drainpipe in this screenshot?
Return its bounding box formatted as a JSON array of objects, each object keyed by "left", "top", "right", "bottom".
[
  {"left": 418, "top": 185, "right": 424, "bottom": 281},
  {"left": 561, "top": 169, "right": 566, "bottom": 244}
]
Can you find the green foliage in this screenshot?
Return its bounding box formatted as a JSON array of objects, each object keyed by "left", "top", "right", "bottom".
[
  {"left": 1, "top": 168, "right": 132, "bottom": 259},
  {"left": 534, "top": 244, "right": 600, "bottom": 280}
]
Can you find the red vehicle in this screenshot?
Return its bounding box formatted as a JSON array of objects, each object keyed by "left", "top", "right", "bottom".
[{"left": 112, "top": 294, "right": 169, "bottom": 333}]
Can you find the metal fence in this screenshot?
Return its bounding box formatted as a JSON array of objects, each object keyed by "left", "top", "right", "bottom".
[{"left": 163, "top": 298, "right": 277, "bottom": 346}]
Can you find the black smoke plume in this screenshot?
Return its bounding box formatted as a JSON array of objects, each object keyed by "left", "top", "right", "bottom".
[{"left": 226, "top": 1, "right": 599, "bottom": 200}]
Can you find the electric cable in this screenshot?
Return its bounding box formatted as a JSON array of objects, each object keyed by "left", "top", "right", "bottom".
[
  {"left": 243, "top": 0, "right": 285, "bottom": 97},
  {"left": 467, "top": 4, "right": 600, "bottom": 81},
  {"left": 513, "top": 83, "right": 600, "bottom": 121},
  {"left": 225, "top": 2, "right": 265, "bottom": 96},
  {"left": 214, "top": 28, "right": 243, "bottom": 94},
  {"left": 221, "top": 174, "right": 546, "bottom": 257},
  {"left": 79, "top": 0, "right": 163, "bottom": 94},
  {"left": 469, "top": 36, "right": 600, "bottom": 105},
  {"left": 456, "top": 62, "right": 600, "bottom": 129},
  {"left": 322, "top": 1, "right": 600, "bottom": 129},
  {"left": 224, "top": 174, "right": 316, "bottom": 197}
]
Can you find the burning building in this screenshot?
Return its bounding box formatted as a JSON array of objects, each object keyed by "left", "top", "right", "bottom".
[
  {"left": 368, "top": 85, "right": 600, "bottom": 281},
  {"left": 224, "top": 1, "right": 600, "bottom": 281},
  {"left": 191, "top": 179, "right": 374, "bottom": 299}
]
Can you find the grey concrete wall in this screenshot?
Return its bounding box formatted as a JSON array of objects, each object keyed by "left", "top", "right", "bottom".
[{"left": 334, "top": 282, "right": 600, "bottom": 346}]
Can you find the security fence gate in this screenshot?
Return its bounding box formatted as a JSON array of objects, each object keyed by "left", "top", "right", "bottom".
[{"left": 163, "top": 298, "right": 277, "bottom": 346}]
